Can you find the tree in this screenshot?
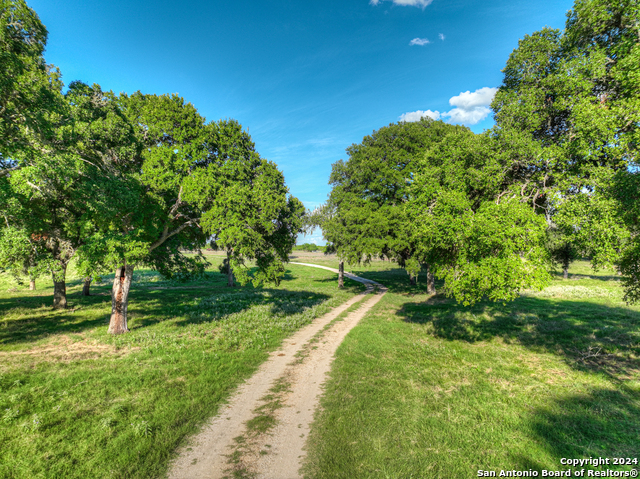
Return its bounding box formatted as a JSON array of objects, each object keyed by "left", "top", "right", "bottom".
[
  {"left": 196, "top": 120, "right": 304, "bottom": 288},
  {"left": 0, "top": 226, "right": 48, "bottom": 289},
  {"left": 2, "top": 81, "right": 139, "bottom": 308},
  {"left": 491, "top": 0, "right": 639, "bottom": 298},
  {"left": 81, "top": 95, "right": 302, "bottom": 334},
  {"left": 305, "top": 204, "right": 347, "bottom": 288},
  {"left": 80, "top": 92, "right": 211, "bottom": 334},
  {"left": 324, "top": 118, "right": 466, "bottom": 287},
  {"left": 546, "top": 226, "right": 579, "bottom": 279},
  {"left": 407, "top": 129, "right": 551, "bottom": 305},
  {"left": 1, "top": 0, "right": 62, "bottom": 172},
  {"left": 611, "top": 169, "right": 640, "bottom": 303}
]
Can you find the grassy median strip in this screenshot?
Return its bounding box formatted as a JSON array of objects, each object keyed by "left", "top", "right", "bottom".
[
  {"left": 0, "top": 259, "right": 363, "bottom": 479},
  {"left": 303, "top": 261, "right": 640, "bottom": 478}
]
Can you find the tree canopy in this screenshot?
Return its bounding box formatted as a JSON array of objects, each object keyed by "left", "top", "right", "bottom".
[
  {"left": 322, "top": 118, "right": 467, "bottom": 283},
  {"left": 0, "top": 0, "right": 62, "bottom": 168},
  {"left": 492, "top": 0, "right": 639, "bottom": 301}
]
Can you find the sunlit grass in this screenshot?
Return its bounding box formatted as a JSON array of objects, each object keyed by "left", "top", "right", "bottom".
[
  {"left": 0, "top": 256, "right": 363, "bottom": 479},
  {"left": 303, "top": 261, "right": 640, "bottom": 478}
]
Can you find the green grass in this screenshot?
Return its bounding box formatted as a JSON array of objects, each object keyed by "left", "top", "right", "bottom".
[
  {"left": 0, "top": 256, "right": 364, "bottom": 479},
  {"left": 303, "top": 260, "right": 640, "bottom": 478}
]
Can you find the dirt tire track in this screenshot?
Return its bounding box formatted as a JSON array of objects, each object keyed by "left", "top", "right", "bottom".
[{"left": 168, "top": 263, "right": 386, "bottom": 479}]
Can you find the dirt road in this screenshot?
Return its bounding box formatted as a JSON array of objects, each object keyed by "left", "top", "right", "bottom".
[{"left": 168, "top": 263, "right": 386, "bottom": 479}]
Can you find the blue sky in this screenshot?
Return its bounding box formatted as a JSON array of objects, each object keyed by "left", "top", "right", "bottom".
[{"left": 30, "top": 0, "right": 573, "bottom": 244}]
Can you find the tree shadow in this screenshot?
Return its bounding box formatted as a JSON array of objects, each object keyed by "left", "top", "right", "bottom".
[
  {"left": 400, "top": 295, "right": 640, "bottom": 379},
  {"left": 1, "top": 262, "right": 360, "bottom": 347},
  {"left": 549, "top": 270, "right": 622, "bottom": 282},
  {"left": 518, "top": 388, "right": 640, "bottom": 468},
  {"left": 170, "top": 288, "right": 331, "bottom": 328},
  {"left": 345, "top": 266, "right": 438, "bottom": 295},
  {"left": 0, "top": 291, "right": 114, "bottom": 347},
  {"left": 0, "top": 282, "right": 331, "bottom": 346}
]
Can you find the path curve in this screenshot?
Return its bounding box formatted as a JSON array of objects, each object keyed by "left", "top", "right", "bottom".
[{"left": 168, "top": 263, "right": 386, "bottom": 479}]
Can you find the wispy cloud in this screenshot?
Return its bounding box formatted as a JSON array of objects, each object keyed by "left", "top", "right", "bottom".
[
  {"left": 370, "top": 0, "right": 434, "bottom": 8},
  {"left": 399, "top": 87, "right": 498, "bottom": 126},
  {"left": 439, "top": 33, "right": 445, "bottom": 41},
  {"left": 409, "top": 37, "right": 430, "bottom": 46}
]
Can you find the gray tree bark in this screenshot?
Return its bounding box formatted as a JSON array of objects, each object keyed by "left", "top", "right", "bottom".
[
  {"left": 52, "top": 264, "right": 67, "bottom": 309},
  {"left": 29, "top": 279, "right": 36, "bottom": 291},
  {"left": 108, "top": 264, "right": 134, "bottom": 334},
  {"left": 82, "top": 276, "right": 92, "bottom": 296},
  {"left": 338, "top": 260, "right": 344, "bottom": 289},
  {"left": 226, "top": 249, "right": 235, "bottom": 287},
  {"left": 427, "top": 267, "right": 436, "bottom": 295}
]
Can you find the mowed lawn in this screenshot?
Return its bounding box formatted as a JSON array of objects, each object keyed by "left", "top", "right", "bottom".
[
  {"left": 303, "top": 261, "right": 640, "bottom": 478},
  {"left": 0, "top": 254, "right": 363, "bottom": 479}
]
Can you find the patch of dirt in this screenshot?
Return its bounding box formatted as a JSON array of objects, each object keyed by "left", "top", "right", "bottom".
[
  {"left": 168, "top": 263, "right": 386, "bottom": 479},
  {"left": 0, "top": 334, "right": 128, "bottom": 365}
]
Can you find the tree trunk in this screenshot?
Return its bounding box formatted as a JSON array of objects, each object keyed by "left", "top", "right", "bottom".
[
  {"left": 426, "top": 267, "right": 436, "bottom": 295},
  {"left": 409, "top": 272, "right": 417, "bottom": 286},
  {"left": 226, "top": 249, "right": 235, "bottom": 287},
  {"left": 82, "top": 277, "right": 92, "bottom": 296},
  {"left": 563, "top": 267, "right": 569, "bottom": 280},
  {"left": 29, "top": 279, "right": 36, "bottom": 291},
  {"left": 338, "top": 260, "right": 344, "bottom": 289},
  {"left": 108, "top": 264, "right": 134, "bottom": 335},
  {"left": 52, "top": 265, "right": 67, "bottom": 309}
]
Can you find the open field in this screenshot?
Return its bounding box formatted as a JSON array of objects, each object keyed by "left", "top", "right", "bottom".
[
  {"left": 302, "top": 260, "right": 640, "bottom": 478},
  {"left": 0, "top": 254, "right": 363, "bottom": 479},
  {"left": 2, "top": 255, "right": 639, "bottom": 479}
]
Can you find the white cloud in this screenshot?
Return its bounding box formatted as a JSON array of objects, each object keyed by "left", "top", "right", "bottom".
[
  {"left": 370, "top": 0, "right": 434, "bottom": 7},
  {"left": 399, "top": 87, "right": 498, "bottom": 126},
  {"left": 399, "top": 110, "right": 440, "bottom": 122},
  {"left": 441, "top": 87, "right": 497, "bottom": 125},
  {"left": 448, "top": 87, "right": 498, "bottom": 110},
  {"left": 441, "top": 106, "right": 491, "bottom": 125},
  {"left": 439, "top": 33, "right": 445, "bottom": 41},
  {"left": 409, "top": 37, "right": 430, "bottom": 46}
]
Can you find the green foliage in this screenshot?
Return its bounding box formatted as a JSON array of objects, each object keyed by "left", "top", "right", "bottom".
[
  {"left": 0, "top": 0, "right": 62, "bottom": 163},
  {"left": 2, "top": 82, "right": 141, "bottom": 291},
  {"left": 0, "top": 226, "right": 49, "bottom": 284},
  {"left": 545, "top": 226, "right": 579, "bottom": 274},
  {"left": 611, "top": 169, "right": 640, "bottom": 303},
  {"left": 552, "top": 168, "right": 631, "bottom": 270},
  {"left": 322, "top": 118, "right": 466, "bottom": 274},
  {"left": 294, "top": 243, "right": 322, "bottom": 252},
  {"left": 74, "top": 92, "right": 212, "bottom": 280},
  {"left": 196, "top": 119, "right": 304, "bottom": 287},
  {"left": 408, "top": 130, "right": 552, "bottom": 305},
  {"left": 492, "top": 0, "right": 640, "bottom": 299}
]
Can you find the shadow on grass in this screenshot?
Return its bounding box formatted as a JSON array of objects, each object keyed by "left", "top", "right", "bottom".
[
  {"left": 171, "top": 288, "right": 332, "bottom": 327},
  {"left": 0, "top": 282, "right": 334, "bottom": 347},
  {"left": 520, "top": 387, "right": 640, "bottom": 468},
  {"left": 400, "top": 295, "right": 640, "bottom": 378},
  {"left": 549, "top": 270, "right": 622, "bottom": 282},
  {"left": 346, "top": 266, "right": 435, "bottom": 295}
]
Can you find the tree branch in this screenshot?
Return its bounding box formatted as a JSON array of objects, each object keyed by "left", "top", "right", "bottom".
[
  {"left": 168, "top": 186, "right": 184, "bottom": 219},
  {"left": 148, "top": 218, "right": 199, "bottom": 252},
  {"left": 26, "top": 180, "right": 42, "bottom": 192},
  {"left": 0, "top": 164, "right": 21, "bottom": 178}
]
